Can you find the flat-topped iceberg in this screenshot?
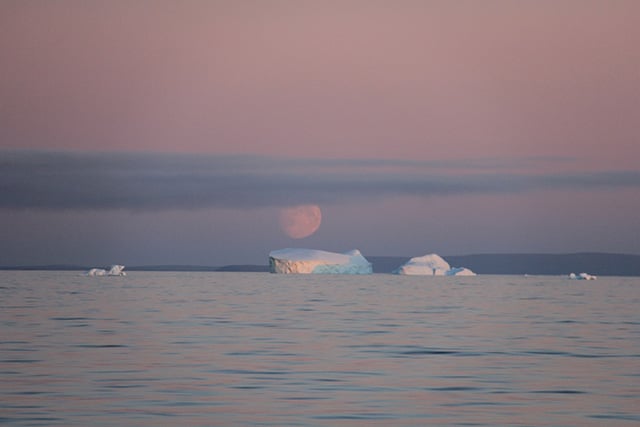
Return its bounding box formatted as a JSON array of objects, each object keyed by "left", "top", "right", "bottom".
[
  {"left": 86, "top": 265, "right": 126, "bottom": 276},
  {"left": 393, "top": 253, "right": 476, "bottom": 276},
  {"left": 269, "top": 248, "right": 372, "bottom": 274}
]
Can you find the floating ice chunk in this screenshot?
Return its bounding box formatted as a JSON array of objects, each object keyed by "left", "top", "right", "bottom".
[
  {"left": 568, "top": 272, "right": 596, "bottom": 280},
  {"left": 106, "top": 265, "right": 126, "bottom": 276},
  {"left": 446, "top": 267, "right": 477, "bottom": 276},
  {"left": 86, "top": 268, "right": 106, "bottom": 276},
  {"left": 269, "top": 248, "right": 372, "bottom": 274},
  {"left": 393, "top": 253, "right": 476, "bottom": 276},
  {"left": 392, "top": 253, "right": 450, "bottom": 275},
  {"left": 85, "top": 265, "right": 126, "bottom": 276}
]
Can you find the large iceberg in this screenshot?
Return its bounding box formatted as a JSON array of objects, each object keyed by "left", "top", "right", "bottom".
[
  {"left": 85, "top": 265, "right": 126, "bottom": 276},
  {"left": 269, "top": 248, "right": 372, "bottom": 274},
  {"left": 392, "top": 253, "right": 476, "bottom": 276}
]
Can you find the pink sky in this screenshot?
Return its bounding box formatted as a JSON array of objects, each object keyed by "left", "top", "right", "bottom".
[
  {"left": 1, "top": 1, "right": 639, "bottom": 265},
  {"left": 2, "top": 1, "right": 639, "bottom": 167}
]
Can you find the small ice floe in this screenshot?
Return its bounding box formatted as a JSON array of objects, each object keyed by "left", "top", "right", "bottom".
[
  {"left": 568, "top": 272, "right": 596, "bottom": 280},
  {"left": 85, "top": 265, "right": 126, "bottom": 276}
]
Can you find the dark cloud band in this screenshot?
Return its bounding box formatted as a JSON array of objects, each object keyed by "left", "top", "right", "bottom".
[{"left": 1, "top": 151, "right": 638, "bottom": 210}]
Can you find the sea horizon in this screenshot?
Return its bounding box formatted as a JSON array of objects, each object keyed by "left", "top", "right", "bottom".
[{"left": 2, "top": 251, "right": 640, "bottom": 277}]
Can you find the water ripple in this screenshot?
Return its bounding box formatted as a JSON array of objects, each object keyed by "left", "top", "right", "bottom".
[{"left": 1, "top": 271, "right": 638, "bottom": 426}]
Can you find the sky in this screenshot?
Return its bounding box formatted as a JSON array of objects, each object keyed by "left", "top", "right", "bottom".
[{"left": 1, "top": 0, "right": 639, "bottom": 266}]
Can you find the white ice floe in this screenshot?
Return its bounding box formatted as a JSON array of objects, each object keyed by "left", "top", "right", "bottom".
[
  {"left": 85, "top": 265, "right": 126, "bottom": 276},
  {"left": 568, "top": 272, "right": 597, "bottom": 280},
  {"left": 392, "top": 253, "right": 476, "bottom": 276},
  {"left": 269, "top": 248, "right": 372, "bottom": 274},
  {"left": 446, "top": 267, "right": 477, "bottom": 276}
]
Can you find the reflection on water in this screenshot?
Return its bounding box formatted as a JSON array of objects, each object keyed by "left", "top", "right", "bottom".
[{"left": 1, "top": 271, "right": 639, "bottom": 426}]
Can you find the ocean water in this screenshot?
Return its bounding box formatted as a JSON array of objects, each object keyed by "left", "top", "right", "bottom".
[{"left": 1, "top": 271, "right": 639, "bottom": 426}]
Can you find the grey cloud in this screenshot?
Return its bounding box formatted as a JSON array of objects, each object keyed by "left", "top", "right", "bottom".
[{"left": 1, "top": 151, "right": 638, "bottom": 211}]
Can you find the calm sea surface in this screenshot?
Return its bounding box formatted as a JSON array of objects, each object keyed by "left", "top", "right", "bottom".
[{"left": 1, "top": 271, "right": 639, "bottom": 426}]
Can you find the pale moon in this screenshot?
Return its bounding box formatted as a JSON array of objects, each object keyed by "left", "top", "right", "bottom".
[{"left": 279, "top": 205, "right": 322, "bottom": 239}]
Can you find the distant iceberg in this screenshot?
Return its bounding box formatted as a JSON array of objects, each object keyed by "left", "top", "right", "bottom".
[
  {"left": 85, "top": 265, "right": 126, "bottom": 276},
  {"left": 393, "top": 253, "right": 476, "bottom": 276},
  {"left": 568, "top": 272, "right": 597, "bottom": 280},
  {"left": 446, "top": 266, "right": 477, "bottom": 276},
  {"left": 269, "top": 248, "right": 372, "bottom": 274}
]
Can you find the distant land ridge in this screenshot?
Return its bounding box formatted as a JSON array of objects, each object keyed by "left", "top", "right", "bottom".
[
  {"left": 443, "top": 252, "right": 640, "bottom": 276},
  {"left": 1, "top": 253, "right": 639, "bottom": 276},
  {"left": 370, "top": 253, "right": 640, "bottom": 276}
]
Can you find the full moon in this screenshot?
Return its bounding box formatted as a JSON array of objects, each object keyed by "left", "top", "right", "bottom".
[{"left": 279, "top": 204, "right": 322, "bottom": 239}]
